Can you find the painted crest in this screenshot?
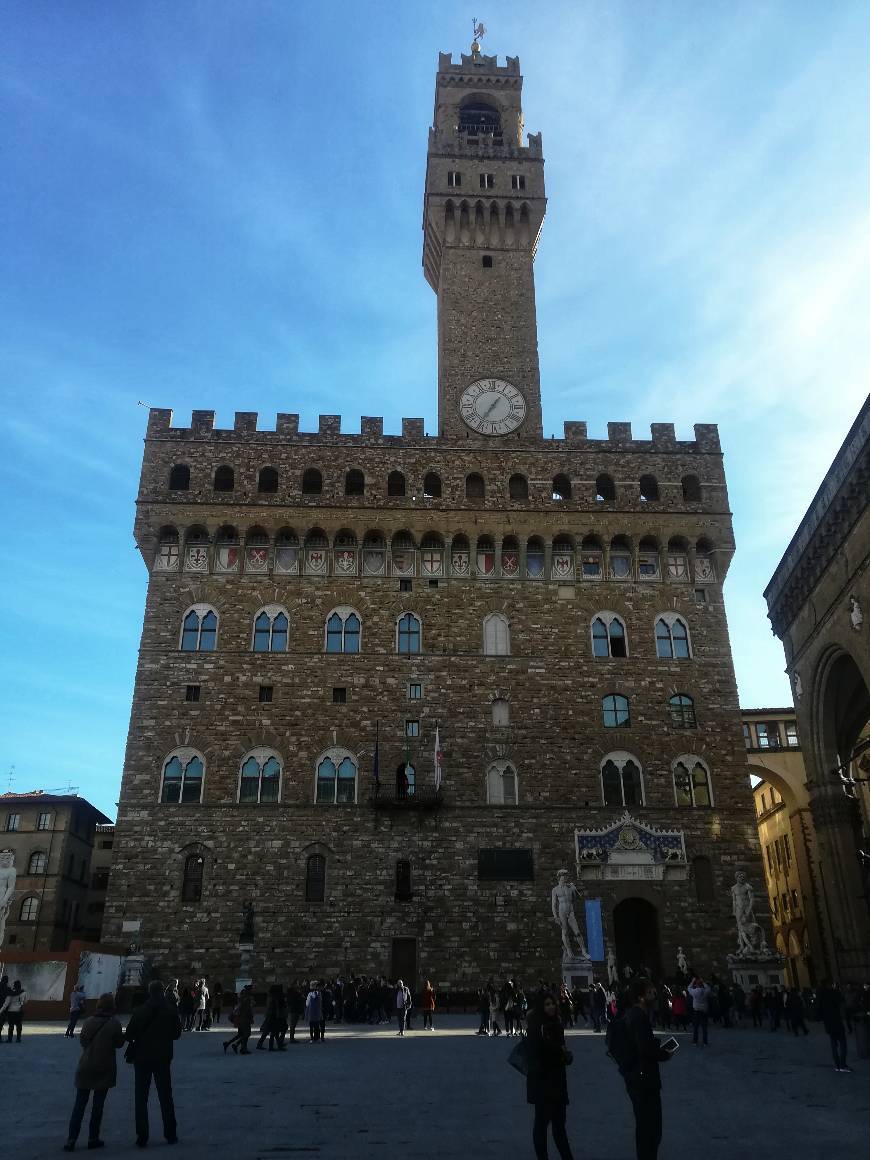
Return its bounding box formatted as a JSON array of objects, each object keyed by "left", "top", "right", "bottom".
[
  {"left": 501, "top": 552, "right": 519, "bottom": 576},
  {"left": 335, "top": 549, "right": 357, "bottom": 574},
  {"left": 185, "top": 546, "right": 209, "bottom": 572},
  {"left": 246, "top": 548, "right": 268, "bottom": 573},
  {"left": 274, "top": 546, "right": 298, "bottom": 574},
  {"left": 363, "top": 550, "right": 385, "bottom": 575},
  {"left": 155, "top": 544, "right": 180, "bottom": 572},
  {"left": 215, "top": 546, "right": 239, "bottom": 573},
  {"left": 451, "top": 551, "right": 469, "bottom": 575}
]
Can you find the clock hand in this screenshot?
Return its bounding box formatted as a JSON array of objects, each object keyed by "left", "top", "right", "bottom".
[{"left": 481, "top": 397, "right": 502, "bottom": 419}]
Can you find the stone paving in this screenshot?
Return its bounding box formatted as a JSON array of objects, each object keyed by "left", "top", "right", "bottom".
[{"left": 4, "top": 1016, "right": 869, "bottom": 1159}]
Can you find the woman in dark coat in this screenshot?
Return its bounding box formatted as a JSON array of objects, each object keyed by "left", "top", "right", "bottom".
[
  {"left": 526, "top": 990, "right": 575, "bottom": 1160},
  {"left": 63, "top": 992, "right": 125, "bottom": 1151},
  {"left": 224, "top": 986, "right": 254, "bottom": 1054}
]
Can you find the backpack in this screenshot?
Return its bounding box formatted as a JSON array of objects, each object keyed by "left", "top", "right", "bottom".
[{"left": 605, "top": 1015, "right": 638, "bottom": 1074}]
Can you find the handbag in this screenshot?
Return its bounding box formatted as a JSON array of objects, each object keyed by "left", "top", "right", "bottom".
[{"left": 507, "top": 1035, "right": 531, "bottom": 1076}]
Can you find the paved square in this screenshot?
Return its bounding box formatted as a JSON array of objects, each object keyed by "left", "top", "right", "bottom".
[{"left": 6, "top": 1017, "right": 868, "bottom": 1159}]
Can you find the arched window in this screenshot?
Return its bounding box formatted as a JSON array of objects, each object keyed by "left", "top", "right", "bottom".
[
  {"left": 465, "top": 472, "right": 485, "bottom": 501},
  {"left": 315, "top": 752, "right": 358, "bottom": 804},
  {"left": 487, "top": 761, "right": 518, "bottom": 804},
  {"left": 214, "top": 465, "right": 234, "bottom": 491},
  {"left": 638, "top": 536, "right": 660, "bottom": 579},
  {"left": 169, "top": 464, "right": 190, "bottom": 491},
  {"left": 580, "top": 535, "right": 603, "bottom": 579},
  {"left": 509, "top": 473, "right": 529, "bottom": 500},
  {"left": 526, "top": 536, "right": 545, "bottom": 579},
  {"left": 160, "top": 749, "right": 205, "bottom": 804},
  {"left": 609, "top": 536, "right": 632, "bottom": 580},
  {"left": 252, "top": 605, "right": 289, "bottom": 652},
  {"left": 682, "top": 475, "right": 702, "bottom": 502},
  {"left": 492, "top": 697, "right": 510, "bottom": 727},
  {"left": 305, "top": 854, "right": 326, "bottom": 902},
  {"left": 397, "top": 613, "right": 421, "bottom": 655},
  {"left": 302, "top": 468, "right": 322, "bottom": 496},
  {"left": 591, "top": 613, "right": 628, "bottom": 658},
  {"left": 595, "top": 473, "right": 616, "bottom": 502},
  {"left": 396, "top": 859, "right": 412, "bottom": 900},
  {"left": 239, "top": 749, "right": 282, "bottom": 804},
  {"left": 28, "top": 851, "right": 47, "bottom": 875},
  {"left": 423, "top": 471, "right": 442, "bottom": 499},
  {"left": 600, "top": 753, "right": 644, "bottom": 807},
  {"left": 673, "top": 757, "right": 712, "bottom": 807},
  {"left": 602, "top": 694, "right": 630, "bottom": 728},
  {"left": 387, "top": 470, "right": 406, "bottom": 497},
  {"left": 483, "top": 612, "right": 510, "bottom": 656},
  {"left": 257, "top": 466, "right": 279, "bottom": 493},
  {"left": 669, "top": 694, "right": 696, "bottom": 728},
  {"left": 655, "top": 614, "right": 691, "bottom": 659},
  {"left": 639, "top": 474, "right": 659, "bottom": 502},
  {"left": 345, "top": 468, "right": 365, "bottom": 496},
  {"left": 19, "top": 897, "right": 39, "bottom": 922},
  {"left": 458, "top": 99, "right": 502, "bottom": 135},
  {"left": 552, "top": 474, "right": 571, "bottom": 502},
  {"left": 396, "top": 763, "right": 416, "bottom": 800},
  {"left": 693, "top": 855, "right": 715, "bottom": 902},
  {"left": 325, "top": 607, "right": 362, "bottom": 654},
  {"left": 180, "top": 605, "right": 218, "bottom": 652},
  {"left": 181, "top": 854, "right": 204, "bottom": 903}
]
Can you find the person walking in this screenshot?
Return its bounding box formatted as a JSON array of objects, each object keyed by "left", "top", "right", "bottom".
[
  {"left": 621, "top": 977, "right": 673, "bottom": 1160},
  {"left": 178, "top": 986, "right": 194, "bottom": 1033},
  {"left": 786, "top": 988, "right": 809, "bottom": 1036},
  {"left": 687, "top": 975, "right": 712, "bottom": 1046},
  {"left": 0, "top": 979, "right": 27, "bottom": 1042},
  {"left": 62, "top": 992, "right": 125, "bottom": 1152},
  {"left": 488, "top": 983, "right": 503, "bottom": 1037},
  {"left": 477, "top": 988, "right": 490, "bottom": 1035},
  {"left": 224, "top": 986, "right": 254, "bottom": 1054},
  {"left": 421, "top": 979, "right": 436, "bottom": 1031},
  {"left": 124, "top": 979, "right": 182, "bottom": 1146},
  {"left": 211, "top": 985, "right": 223, "bottom": 1025},
  {"left": 287, "top": 982, "right": 304, "bottom": 1041},
  {"left": 525, "top": 990, "right": 575, "bottom": 1160},
  {"left": 195, "top": 979, "right": 210, "bottom": 1031},
  {"left": 66, "top": 983, "right": 88, "bottom": 1038},
  {"left": 305, "top": 981, "right": 324, "bottom": 1042},
  {"left": 257, "top": 985, "right": 288, "bottom": 1051},
  {"left": 395, "top": 979, "right": 411, "bottom": 1036},
  {"left": 817, "top": 980, "right": 850, "bottom": 1072}
]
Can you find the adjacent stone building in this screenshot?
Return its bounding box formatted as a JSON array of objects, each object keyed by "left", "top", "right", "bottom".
[
  {"left": 765, "top": 396, "right": 870, "bottom": 983},
  {"left": 103, "top": 41, "right": 764, "bottom": 990},
  {"left": 1, "top": 791, "right": 111, "bottom": 952}
]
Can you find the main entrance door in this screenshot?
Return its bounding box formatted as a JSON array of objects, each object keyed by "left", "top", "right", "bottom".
[
  {"left": 613, "top": 898, "right": 661, "bottom": 978},
  {"left": 391, "top": 937, "right": 417, "bottom": 988}
]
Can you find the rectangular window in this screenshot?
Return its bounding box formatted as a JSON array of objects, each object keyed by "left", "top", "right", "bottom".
[
  {"left": 447, "top": 170, "right": 461, "bottom": 187},
  {"left": 395, "top": 859, "right": 412, "bottom": 900},
  {"left": 480, "top": 172, "right": 495, "bottom": 189},
  {"left": 332, "top": 687, "right": 347, "bottom": 704},
  {"left": 791, "top": 888, "right": 800, "bottom": 911},
  {"left": 185, "top": 684, "right": 201, "bottom": 703},
  {"left": 785, "top": 722, "right": 799, "bottom": 747},
  {"left": 761, "top": 792, "right": 768, "bottom": 811},
  {"left": 428, "top": 578, "right": 439, "bottom": 589},
  {"left": 5, "top": 813, "right": 20, "bottom": 832},
  {"left": 694, "top": 588, "right": 708, "bottom": 604},
  {"left": 743, "top": 723, "right": 752, "bottom": 749},
  {"left": 783, "top": 833, "right": 792, "bottom": 864},
  {"left": 638, "top": 553, "right": 659, "bottom": 578},
  {"left": 511, "top": 173, "right": 526, "bottom": 190},
  {"left": 258, "top": 685, "right": 273, "bottom": 703},
  {"left": 36, "top": 812, "right": 52, "bottom": 831},
  {"left": 399, "top": 578, "right": 412, "bottom": 593},
  {"left": 774, "top": 839, "right": 782, "bottom": 868},
  {"left": 756, "top": 722, "right": 781, "bottom": 749},
  {"left": 100, "top": 839, "right": 114, "bottom": 850},
  {"left": 478, "top": 848, "right": 534, "bottom": 881},
  {"left": 405, "top": 720, "right": 420, "bottom": 738},
  {"left": 782, "top": 892, "right": 790, "bottom": 912},
  {"left": 408, "top": 683, "right": 422, "bottom": 701}
]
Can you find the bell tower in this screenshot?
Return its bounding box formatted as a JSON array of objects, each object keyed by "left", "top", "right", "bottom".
[{"left": 423, "top": 37, "right": 546, "bottom": 439}]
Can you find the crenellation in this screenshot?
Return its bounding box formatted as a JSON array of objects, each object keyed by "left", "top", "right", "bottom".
[
  {"left": 319, "top": 414, "right": 341, "bottom": 435},
  {"left": 563, "top": 421, "right": 588, "bottom": 443},
  {"left": 693, "top": 424, "right": 722, "bottom": 453},
  {"left": 361, "top": 417, "right": 384, "bottom": 436},
  {"left": 147, "top": 408, "right": 173, "bottom": 436},
  {"left": 276, "top": 413, "right": 299, "bottom": 435},
  {"left": 650, "top": 423, "right": 677, "bottom": 445},
  {"left": 190, "top": 409, "right": 215, "bottom": 435},
  {"left": 402, "top": 418, "right": 426, "bottom": 439},
  {"left": 234, "top": 411, "right": 258, "bottom": 433},
  {"left": 608, "top": 422, "right": 632, "bottom": 442}
]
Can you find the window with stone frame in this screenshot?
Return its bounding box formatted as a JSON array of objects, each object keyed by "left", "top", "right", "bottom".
[
  {"left": 591, "top": 613, "right": 628, "bottom": 658},
  {"left": 305, "top": 854, "right": 326, "bottom": 902},
  {"left": 483, "top": 613, "right": 510, "bottom": 656},
  {"left": 258, "top": 466, "right": 279, "bottom": 493},
  {"left": 600, "top": 753, "right": 644, "bottom": 807},
  {"left": 160, "top": 750, "right": 205, "bottom": 804},
  {"left": 397, "top": 612, "right": 422, "bottom": 655},
  {"left": 252, "top": 605, "right": 289, "bottom": 653},
  {"left": 669, "top": 694, "right": 697, "bottom": 728},
  {"left": 639, "top": 474, "right": 660, "bottom": 502},
  {"left": 785, "top": 721, "right": 799, "bottom": 747},
  {"left": 602, "top": 694, "right": 630, "bottom": 728},
  {"left": 169, "top": 463, "right": 190, "bottom": 490},
  {"left": 19, "top": 896, "right": 39, "bottom": 922},
  {"left": 396, "top": 763, "right": 416, "bottom": 799},
  {"left": 28, "top": 851, "right": 47, "bottom": 874},
  {"left": 682, "top": 474, "right": 702, "bottom": 502},
  {"left": 387, "top": 470, "right": 407, "bottom": 497},
  {"left": 509, "top": 473, "right": 529, "bottom": 500},
  {"left": 595, "top": 473, "right": 616, "bottom": 502},
  {"left": 181, "top": 853, "right": 204, "bottom": 903},
  {"left": 180, "top": 605, "right": 218, "bottom": 652},
  {"left": 395, "top": 859, "right": 413, "bottom": 900},
  {"left": 487, "top": 761, "right": 518, "bottom": 805},
  {"left": 239, "top": 749, "right": 282, "bottom": 804},
  {"left": 325, "top": 607, "right": 362, "bottom": 654},
  {"left": 465, "top": 472, "right": 485, "bottom": 501},
  {"left": 302, "top": 467, "right": 322, "bottom": 495},
  {"left": 213, "top": 464, "right": 234, "bottom": 491},
  {"left": 655, "top": 614, "right": 691, "bottom": 659},
  {"left": 672, "top": 757, "right": 713, "bottom": 807},
  {"left": 755, "top": 722, "right": 781, "bottom": 750},
  {"left": 36, "top": 812, "right": 53, "bottom": 831},
  {"left": 315, "top": 753, "right": 357, "bottom": 804},
  {"left": 423, "top": 471, "right": 442, "bottom": 498},
  {"left": 552, "top": 473, "right": 571, "bottom": 502},
  {"left": 491, "top": 697, "right": 509, "bottom": 727}
]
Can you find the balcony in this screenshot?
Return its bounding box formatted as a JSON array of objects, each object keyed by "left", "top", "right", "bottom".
[{"left": 368, "top": 785, "right": 444, "bottom": 811}]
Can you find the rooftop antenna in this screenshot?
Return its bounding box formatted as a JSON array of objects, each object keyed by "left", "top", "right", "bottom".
[
  {"left": 5, "top": 765, "right": 14, "bottom": 792},
  {"left": 471, "top": 17, "right": 486, "bottom": 55}
]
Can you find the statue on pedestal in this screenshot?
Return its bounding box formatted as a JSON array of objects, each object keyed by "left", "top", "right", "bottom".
[
  {"left": 606, "top": 944, "right": 618, "bottom": 985},
  {"left": 240, "top": 901, "right": 255, "bottom": 943},
  {"left": 550, "top": 869, "right": 587, "bottom": 960},
  {"left": 731, "top": 871, "right": 769, "bottom": 956},
  {"left": 677, "top": 946, "right": 688, "bottom": 976},
  {"left": 0, "top": 850, "right": 16, "bottom": 950}
]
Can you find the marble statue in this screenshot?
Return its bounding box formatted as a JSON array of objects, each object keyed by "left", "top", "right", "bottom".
[
  {"left": 0, "top": 850, "right": 16, "bottom": 949},
  {"left": 849, "top": 595, "right": 863, "bottom": 632},
  {"left": 677, "top": 946, "right": 688, "bottom": 975},
  {"left": 551, "top": 869, "right": 587, "bottom": 959},
  {"left": 793, "top": 672, "right": 803, "bottom": 701},
  {"left": 731, "top": 870, "right": 769, "bottom": 956},
  {"left": 606, "top": 945, "right": 618, "bottom": 985}
]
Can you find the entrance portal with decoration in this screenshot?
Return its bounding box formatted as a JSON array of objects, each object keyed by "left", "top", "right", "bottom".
[{"left": 613, "top": 898, "right": 661, "bottom": 979}]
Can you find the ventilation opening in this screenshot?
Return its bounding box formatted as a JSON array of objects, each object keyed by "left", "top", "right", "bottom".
[{"left": 482, "top": 255, "right": 493, "bottom": 268}]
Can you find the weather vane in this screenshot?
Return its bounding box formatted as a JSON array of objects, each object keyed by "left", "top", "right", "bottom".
[{"left": 471, "top": 18, "right": 486, "bottom": 53}]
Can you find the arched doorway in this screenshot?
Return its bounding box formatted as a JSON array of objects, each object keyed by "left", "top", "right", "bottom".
[{"left": 613, "top": 898, "right": 661, "bottom": 978}]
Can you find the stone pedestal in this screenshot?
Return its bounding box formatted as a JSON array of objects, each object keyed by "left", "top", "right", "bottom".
[
  {"left": 236, "top": 940, "right": 254, "bottom": 994},
  {"left": 121, "top": 952, "right": 147, "bottom": 989},
  {"left": 727, "top": 953, "right": 786, "bottom": 990},
  {"left": 562, "top": 954, "right": 595, "bottom": 988}
]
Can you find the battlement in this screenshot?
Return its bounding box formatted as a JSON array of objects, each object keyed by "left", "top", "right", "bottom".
[
  {"left": 437, "top": 51, "right": 521, "bottom": 78},
  {"left": 145, "top": 409, "right": 721, "bottom": 453},
  {"left": 428, "top": 126, "right": 543, "bottom": 159}
]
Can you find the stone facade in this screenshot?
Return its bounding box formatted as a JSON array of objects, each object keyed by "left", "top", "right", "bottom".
[
  {"left": 104, "top": 45, "right": 764, "bottom": 991},
  {"left": 765, "top": 396, "right": 870, "bottom": 982}
]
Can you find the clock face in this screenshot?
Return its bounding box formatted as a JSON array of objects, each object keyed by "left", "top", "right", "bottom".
[{"left": 460, "top": 378, "right": 526, "bottom": 435}]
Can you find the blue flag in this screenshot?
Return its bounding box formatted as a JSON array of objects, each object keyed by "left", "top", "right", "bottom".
[{"left": 585, "top": 898, "right": 605, "bottom": 961}]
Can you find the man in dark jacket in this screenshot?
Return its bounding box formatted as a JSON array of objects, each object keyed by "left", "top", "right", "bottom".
[
  {"left": 817, "top": 980, "right": 850, "bottom": 1072},
  {"left": 125, "top": 979, "right": 183, "bottom": 1146},
  {"left": 622, "top": 977, "right": 673, "bottom": 1160}
]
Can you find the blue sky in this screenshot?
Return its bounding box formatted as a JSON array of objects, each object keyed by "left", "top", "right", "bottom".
[{"left": 2, "top": 2, "right": 869, "bottom": 818}]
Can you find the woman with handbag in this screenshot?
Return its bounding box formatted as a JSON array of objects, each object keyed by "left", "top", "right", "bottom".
[
  {"left": 223, "top": 986, "right": 254, "bottom": 1054},
  {"left": 62, "top": 992, "right": 125, "bottom": 1152},
  {"left": 525, "top": 990, "right": 575, "bottom": 1160}
]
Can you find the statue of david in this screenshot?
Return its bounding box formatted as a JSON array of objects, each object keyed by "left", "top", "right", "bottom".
[
  {"left": 551, "top": 869, "right": 588, "bottom": 959},
  {"left": 0, "top": 850, "right": 17, "bottom": 949}
]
